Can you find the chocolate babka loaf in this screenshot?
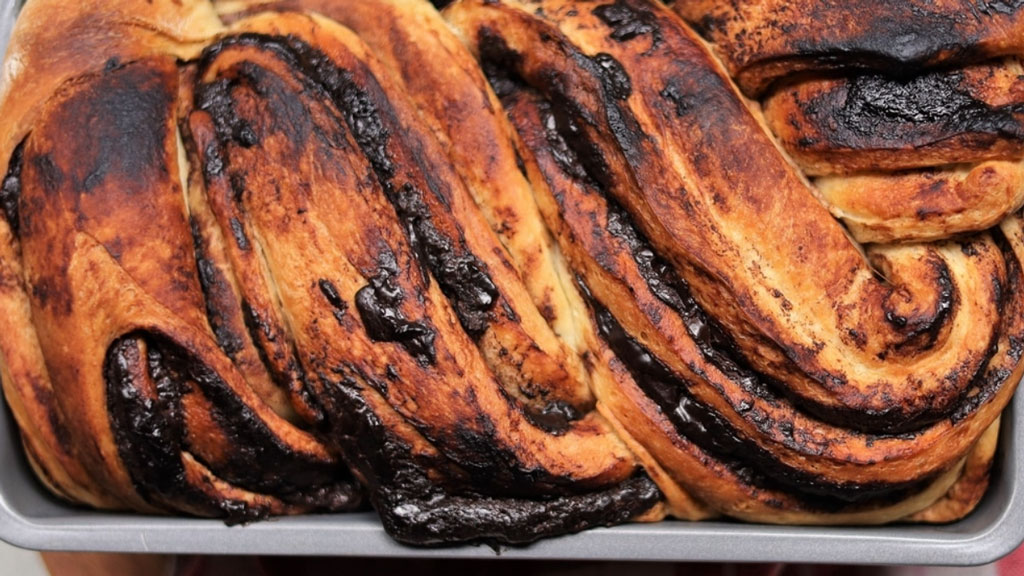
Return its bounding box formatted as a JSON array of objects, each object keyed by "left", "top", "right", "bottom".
[{"left": 0, "top": 0, "right": 1019, "bottom": 545}]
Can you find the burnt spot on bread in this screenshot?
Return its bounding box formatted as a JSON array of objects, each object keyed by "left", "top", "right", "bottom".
[
  {"left": 318, "top": 279, "right": 348, "bottom": 324},
  {"left": 478, "top": 27, "right": 524, "bottom": 100},
  {"left": 1, "top": 140, "right": 25, "bottom": 237},
  {"left": 51, "top": 60, "right": 176, "bottom": 198},
  {"left": 593, "top": 0, "right": 663, "bottom": 49},
  {"left": 227, "top": 217, "right": 250, "bottom": 251},
  {"left": 355, "top": 251, "right": 437, "bottom": 365},
  {"left": 798, "top": 69, "right": 1024, "bottom": 154}
]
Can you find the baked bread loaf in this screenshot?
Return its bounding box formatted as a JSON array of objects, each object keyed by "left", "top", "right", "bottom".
[{"left": 0, "top": 0, "right": 1020, "bottom": 545}]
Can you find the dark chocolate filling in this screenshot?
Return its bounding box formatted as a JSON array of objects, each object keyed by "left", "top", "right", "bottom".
[
  {"left": 594, "top": 0, "right": 663, "bottom": 48},
  {"left": 354, "top": 251, "right": 437, "bottom": 365},
  {"left": 318, "top": 278, "right": 349, "bottom": 325},
  {"left": 105, "top": 332, "right": 360, "bottom": 521},
  {"left": 189, "top": 217, "right": 247, "bottom": 358}
]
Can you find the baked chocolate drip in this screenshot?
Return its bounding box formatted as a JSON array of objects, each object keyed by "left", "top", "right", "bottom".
[
  {"left": 389, "top": 182, "right": 499, "bottom": 339},
  {"left": 105, "top": 334, "right": 360, "bottom": 521},
  {"left": 355, "top": 251, "right": 437, "bottom": 365},
  {"left": 1, "top": 141, "right": 23, "bottom": 236}
]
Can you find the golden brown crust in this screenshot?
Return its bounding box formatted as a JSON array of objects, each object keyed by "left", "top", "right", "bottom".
[{"left": 814, "top": 163, "right": 1024, "bottom": 244}]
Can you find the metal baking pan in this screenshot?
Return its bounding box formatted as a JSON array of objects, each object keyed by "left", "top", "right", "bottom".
[{"left": 1, "top": 0, "right": 1023, "bottom": 565}]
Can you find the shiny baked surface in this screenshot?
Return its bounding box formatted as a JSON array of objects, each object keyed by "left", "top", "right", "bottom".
[{"left": 0, "top": 0, "right": 1019, "bottom": 546}]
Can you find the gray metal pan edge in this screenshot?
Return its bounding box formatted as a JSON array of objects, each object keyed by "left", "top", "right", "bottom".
[{"left": 1, "top": 0, "right": 1023, "bottom": 564}]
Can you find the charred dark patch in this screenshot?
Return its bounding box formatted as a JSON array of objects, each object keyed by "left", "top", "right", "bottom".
[
  {"left": 318, "top": 278, "right": 348, "bottom": 324},
  {"left": 354, "top": 251, "right": 436, "bottom": 365},
  {"left": 594, "top": 0, "right": 663, "bottom": 48},
  {"left": 202, "top": 143, "right": 224, "bottom": 178},
  {"left": 1, "top": 140, "right": 24, "bottom": 236},
  {"left": 803, "top": 69, "right": 1024, "bottom": 151},
  {"left": 196, "top": 76, "right": 266, "bottom": 150},
  {"left": 660, "top": 78, "right": 706, "bottom": 118},
  {"left": 54, "top": 61, "right": 175, "bottom": 196},
  {"left": 792, "top": 5, "right": 964, "bottom": 71},
  {"left": 513, "top": 148, "right": 529, "bottom": 179},
  {"left": 478, "top": 27, "right": 525, "bottom": 100},
  {"left": 590, "top": 54, "right": 632, "bottom": 101},
  {"left": 228, "top": 217, "right": 250, "bottom": 251},
  {"left": 239, "top": 300, "right": 281, "bottom": 377}
]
